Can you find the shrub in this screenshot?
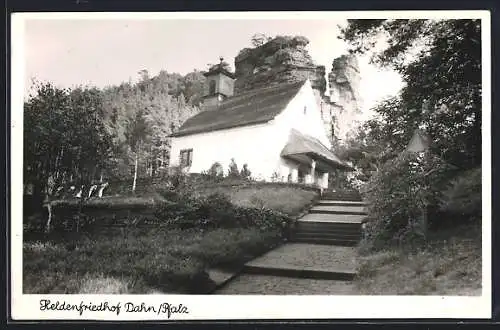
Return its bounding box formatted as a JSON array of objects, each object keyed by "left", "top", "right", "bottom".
[
  {"left": 270, "top": 171, "right": 281, "bottom": 182},
  {"left": 363, "top": 151, "right": 452, "bottom": 249},
  {"left": 439, "top": 167, "right": 481, "bottom": 220},
  {"left": 155, "top": 191, "right": 289, "bottom": 231},
  {"left": 227, "top": 158, "right": 239, "bottom": 178},
  {"left": 167, "top": 166, "right": 188, "bottom": 189},
  {"left": 206, "top": 162, "right": 224, "bottom": 180},
  {"left": 240, "top": 164, "right": 252, "bottom": 180},
  {"left": 154, "top": 192, "right": 206, "bottom": 229}
]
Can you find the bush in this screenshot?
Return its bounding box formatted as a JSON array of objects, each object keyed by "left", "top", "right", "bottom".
[
  {"left": 24, "top": 196, "right": 172, "bottom": 235},
  {"left": 167, "top": 166, "right": 188, "bottom": 189},
  {"left": 205, "top": 162, "right": 224, "bottom": 181},
  {"left": 439, "top": 167, "right": 481, "bottom": 219},
  {"left": 155, "top": 191, "right": 289, "bottom": 231},
  {"left": 227, "top": 158, "right": 239, "bottom": 178},
  {"left": 240, "top": 164, "right": 252, "bottom": 180},
  {"left": 363, "top": 151, "right": 452, "bottom": 249}
]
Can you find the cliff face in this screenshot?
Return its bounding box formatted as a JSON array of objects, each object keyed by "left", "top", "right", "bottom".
[
  {"left": 232, "top": 36, "right": 361, "bottom": 145},
  {"left": 234, "top": 36, "right": 326, "bottom": 95},
  {"left": 327, "top": 54, "right": 362, "bottom": 141}
]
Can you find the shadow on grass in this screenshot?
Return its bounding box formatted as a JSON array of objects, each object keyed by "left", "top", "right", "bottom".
[{"left": 23, "top": 227, "right": 282, "bottom": 294}]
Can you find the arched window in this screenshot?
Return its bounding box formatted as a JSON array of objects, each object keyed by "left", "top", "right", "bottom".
[{"left": 209, "top": 80, "right": 216, "bottom": 95}]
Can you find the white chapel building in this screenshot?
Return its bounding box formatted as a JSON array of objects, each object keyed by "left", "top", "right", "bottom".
[{"left": 169, "top": 61, "right": 351, "bottom": 189}]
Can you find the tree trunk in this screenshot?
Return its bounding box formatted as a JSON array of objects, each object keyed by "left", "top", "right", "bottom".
[
  {"left": 421, "top": 207, "right": 428, "bottom": 239},
  {"left": 150, "top": 145, "right": 153, "bottom": 177},
  {"left": 132, "top": 152, "right": 138, "bottom": 193},
  {"left": 45, "top": 200, "right": 52, "bottom": 233}
]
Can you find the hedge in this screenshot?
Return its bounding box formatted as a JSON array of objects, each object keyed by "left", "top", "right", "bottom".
[{"left": 24, "top": 191, "right": 290, "bottom": 235}]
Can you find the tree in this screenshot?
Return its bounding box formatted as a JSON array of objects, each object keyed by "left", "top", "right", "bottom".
[
  {"left": 124, "top": 107, "right": 149, "bottom": 192},
  {"left": 228, "top": 158, "right": 239, "bottom": 178},
  {"left": 102, "top": 69, "right": 202, "bottom": 185},
  {"left": 24, "top": 82, "right": 115, "bottom": 229},
  {"left": 25, "top": 82, "right": 115, "bottom": 195},
  {"left": 340, "top": 19, "right": 481, "bottom": 169}
]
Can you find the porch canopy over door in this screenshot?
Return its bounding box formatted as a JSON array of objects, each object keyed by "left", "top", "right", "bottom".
[{"left": 280, "top": 129, "right": 353, "bottom": 172}]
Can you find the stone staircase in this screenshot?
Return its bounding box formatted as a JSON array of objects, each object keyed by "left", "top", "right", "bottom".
[
  {"left": 214, "top": 189, "right": 367, "bottom": 294},
  {"left": 290, "top": 190, "right": 367, "bottom": 247}
]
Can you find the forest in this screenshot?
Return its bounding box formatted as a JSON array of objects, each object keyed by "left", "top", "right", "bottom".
[{"left": 24, "top": 69, "right": 206, "bottom": 206}]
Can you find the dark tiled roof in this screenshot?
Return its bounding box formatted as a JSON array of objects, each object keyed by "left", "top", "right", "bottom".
[
  {"left": 172, "top": 80, "right": 305, "bottom": 137},
  {"left": 281, "top": 129, "right": 352, "bottom": 170},
  {"left": 203, "top": 64, "right": 236, "bottom": 79}
]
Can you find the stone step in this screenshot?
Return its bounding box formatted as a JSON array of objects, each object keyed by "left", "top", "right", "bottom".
[
  {"left": 295, "top": 221, "right": 362, "bottom": 233},
  {"left": 215, "top": 274, "right": 355, "bottom": 295},
  {"left": 293, "top": 231, "right": 361, "bottom": 241},
  {"left": 309, "top": 205, "right": 367, "bottom": 215},
  {"left": 243, "top": 263, "right": 356, "bottom": 280},
  {"left": 321, "top": 191, "right": 362, "bottom": 202},
  {"left": 299, "top": 213, "right": 366, "bottom": 224},
  {"left": 317, "top": 200, "right": 367, "bottom": 207},
  {"left": 290, "top": 237, "right": 360, "bottom": 247},
  {"left": 241, "top": 243, "right": 358, "bottom": 280},
  {"left": 294, "top": 226, "right": 362, "bottom": 236}
]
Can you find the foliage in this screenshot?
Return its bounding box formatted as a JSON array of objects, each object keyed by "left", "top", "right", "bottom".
[
  {"left": 208, "top": 162, "right": 224, "bottom": 177},
  {"left": 23, "top": 196, "right": 168, "bottom": 235},
  {"left": 240, "top": 164, "right": 252, "bottom": 179},
  {"left": 24, "top": 82, "right": 115, "bottom": 203},
  {"left": 24, "top": 67, "right": 206, "bottom": 206},
  {"left": 439, "top": 167, "right": 481, "bottom": 219},
  {"left": 226, "top": 186, "right": 318, "bottom": 216},
  {"left": 270, "top": 171, "right": 281, "bottom": 182},
  {"left": 334, "top": 118, "right": 400, "bottom": 187},
  {"left": 200, "top": 160, "right": 252, "bottom": 183},
  {"left": 102, "top": 70, "right": 202, "bottom": 181},
  {"left": 155, "top": 191, "right": 289, "bottom": 231},
  {"left": 362, "top": 151, "right": 452, "bottom": 249},
  {"left": 340, "top": 19, "right": 481, "bottom": 169},
  {"left": 227, "top": 158, "right": 240, "bottom": 178},
  {"left": 166, "top": 166, "right": 189, "bottom": 190}
]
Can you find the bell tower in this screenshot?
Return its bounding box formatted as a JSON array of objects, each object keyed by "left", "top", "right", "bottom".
[{"left": 203, "top": 57, "right": 235, "bottom": 108}]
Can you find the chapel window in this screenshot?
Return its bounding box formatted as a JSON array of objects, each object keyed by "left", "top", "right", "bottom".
[{"left": 180, "top": 149, "right": 193, "bottom": 167}]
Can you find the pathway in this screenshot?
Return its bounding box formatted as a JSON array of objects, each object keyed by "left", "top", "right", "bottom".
[{"left": 215, "top": 190, "right": 367, "bottom": 294}]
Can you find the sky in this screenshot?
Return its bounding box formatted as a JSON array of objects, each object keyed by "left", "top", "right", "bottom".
[{"left": 23, "top": 16, "right": 404, "bottom": 116}]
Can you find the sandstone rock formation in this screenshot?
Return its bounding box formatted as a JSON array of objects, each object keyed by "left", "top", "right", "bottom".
[
  {"left": 234, "top": 36, "right": 326, "bottom": 96},
  {"left": 231, "top": 36, "right": 362, "bottom": 145},
  {"left": 327, "top": 54, "right": 362, "bottom": 141}
]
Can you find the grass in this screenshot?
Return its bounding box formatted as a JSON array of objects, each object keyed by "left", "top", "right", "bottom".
[
  {"left": 51, "top": 194, "right": 169, "bottom": 208},
  {"left": 24, "top": 180, "right": 318, "bottom": 294},
  {"left": 195, "top": 185, "right": 318, "bottom": 216},
  {"left": 23, "top": 227, "right": 282, "bottom": 294},
  {"left": 354, "top": 224, "right": 482, "bottom": 295}
]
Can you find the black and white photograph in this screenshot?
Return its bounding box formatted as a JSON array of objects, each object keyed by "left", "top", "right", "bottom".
[{"left": 10, "top": 11, "right": 491, "bottom": 320}]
